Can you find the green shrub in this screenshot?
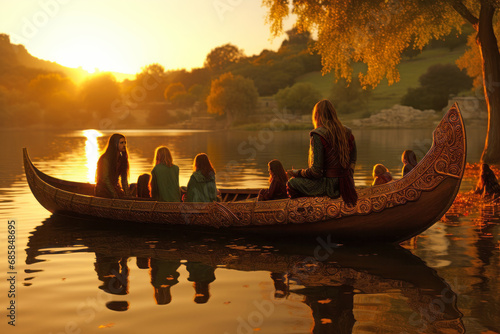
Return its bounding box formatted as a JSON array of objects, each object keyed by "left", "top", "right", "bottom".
[{"left": 401, "top": 64, "right": 472, "bottom": 110}]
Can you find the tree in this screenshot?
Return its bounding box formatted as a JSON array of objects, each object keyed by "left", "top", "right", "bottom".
[
  {"left": 206, "top": 73, "right": 259, "bottom": 127},
  {"left": 264, "top": 0, "right": 500, "bottom": 163},
  {"left": 28, "top": 73, "right": 78, "bottom": 126},
  {"left": 134, "top": 63, "right": 166, "bottom": 102},
  {"left": 80, "top": 73, "right": 121, "bottom": 122},
  {"left": 204, "top": 44, "right": 244, "bottom": 72},
  {"left": 275, "top": 82, "right": 322, "bottom": 114},
  {"left": 457, "top": 20, "right": 500, "bottom": 88},
  {"left": 330, "top": 78, "right": 372, "bottom": 114},
  {"left": 164, "top": 82, "right": 186, "bottom": 101},
  {"left": 402, "top": 64, "right": 473, "bottom": 111},
  {"left": 280, "top": 27, "right": 312, "bottom": 49},
  {"left": 29, "top": 73, "right": 76, "bottom": 102}
]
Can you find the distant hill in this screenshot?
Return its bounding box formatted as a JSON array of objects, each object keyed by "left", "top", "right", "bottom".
[
  {"left": 296, "top": 45, "right": 468, "bottom": 117},
  {"left": 0, "top": 34, "right": 134, "bottom": 83}
]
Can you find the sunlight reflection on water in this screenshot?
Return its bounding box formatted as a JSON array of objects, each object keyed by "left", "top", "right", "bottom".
[{"left": 83, "top": 129, "right": 102, "bottom": 183}]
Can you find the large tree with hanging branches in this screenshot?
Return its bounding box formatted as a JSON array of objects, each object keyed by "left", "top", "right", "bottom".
[{"left": 264, "top": 0, "right": 500, "bottom": 163}]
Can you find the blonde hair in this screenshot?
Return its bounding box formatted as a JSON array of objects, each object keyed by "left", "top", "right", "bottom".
[
  {"left": 312, "top": 100, "right": 350, "bottom": 169},
  {"left": 154, "top": 146, "right": 173, "bottom": 167},
  {"left": 372, "top": 164, "right": 388, "bottom": 179}
]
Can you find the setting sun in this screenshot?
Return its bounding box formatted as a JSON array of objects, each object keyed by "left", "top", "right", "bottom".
[{"left": 0, "top": 0, "right": 292, "bottom": 74}]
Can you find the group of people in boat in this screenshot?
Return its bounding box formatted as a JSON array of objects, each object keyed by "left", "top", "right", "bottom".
[
  {"left": 95, "top": 99, "right": 452, "bottom": 204},
  {"left": 94, "top": 99, "right": 362, "bottom": 204},
  {"left": 371, "top": 149, "right": 419, "bottom": 186},
  {"left": 95, "top": 133, "right": 217, "bottom": 202}
]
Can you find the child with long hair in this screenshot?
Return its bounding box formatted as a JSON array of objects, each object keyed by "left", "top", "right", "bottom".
[
  {"left": 185, "top": 153, "right": 217, "bottom": 202},
  {"left": 474, "top": 163, "right": 500, "bottom": 198},
  {"left": 287, "top": 100, "right": 357, "bottom": 205},
  {"left": 95, "top": 133, "right": 129, "bottom": 198},
  {"left": 258, "top": 159, "right": 289, "bottom": 201},
  {"left": 136, "top": 173, "right": 151, "bottom": 198},
  {"left": 372, "top": 164, "right": 393, "bottom": 186},
  {"left": 401, "top": 150, "right": 418, "bottom": 176},
  {"left": 150, "top": 146, "right": 180, "bottom": 202}
]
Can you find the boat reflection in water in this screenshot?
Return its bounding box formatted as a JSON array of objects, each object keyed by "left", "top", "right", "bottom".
[{"left": 26, "top": 214, "right": 465, "bottom": 333}]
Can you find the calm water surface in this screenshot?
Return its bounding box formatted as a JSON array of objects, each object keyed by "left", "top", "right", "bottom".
[{"left": 0, "top": 125, "right": 498, "bottom": 334}]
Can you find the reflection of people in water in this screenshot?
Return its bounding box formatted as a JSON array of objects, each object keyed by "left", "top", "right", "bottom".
[
  {"left": 150, "top": 259, "right": 181, "bottom": 305},
  {"left": 94, "top": 253, "right": 129, "bottom": 295},
  {"left": 270, "top": 272, "right": 289, "bottom": 299},
  {"left": 300, "top": 285, "right": 355, "bottom": 334},
  {"left": 186, "top": 262, "right": 216, "bottom": 304},
  {"left": 106, "top": 301, "right": 129, "bottom": 312}
]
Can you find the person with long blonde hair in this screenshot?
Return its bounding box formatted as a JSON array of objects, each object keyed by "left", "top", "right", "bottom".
[
  {"left": 287, "top": 100, "right": 357, "bottom": 205},
  {"left": 150, "top": 146, "right": 180, "bottom": 202}
]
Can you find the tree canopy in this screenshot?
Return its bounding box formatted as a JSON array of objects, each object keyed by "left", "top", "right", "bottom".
[
  {"left": 206, "top": 72, "right": 259, "bottom": 126},
  {"left": 264, "top": 0, "right": 500, "bottom": 163},
  {"left": 402, "top": 64, "right": 473, "bottom": 111},
  {"left": 275, "top": 82, "right": 322, "bottom": 114},
  {"left": 80, "top": 73, "right": 121, "bottom": 119},
  {"left": 204, "top": 44, "right": 244, "bottom": 72},
  {"left": 264, "top": 0, "right": 466, "bottom": 87}
]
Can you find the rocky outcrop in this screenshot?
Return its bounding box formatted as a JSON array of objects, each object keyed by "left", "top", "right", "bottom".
[
  {"left": 444, "top": 97, "right": 487, "bottom": 120},
  {"left": 352, "top": 105, "right": 439, "bottom": 128}
]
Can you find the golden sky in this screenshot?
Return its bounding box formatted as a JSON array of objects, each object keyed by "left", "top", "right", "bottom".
[{"left": 0, "top": 0, "right": 294, "bottom": 74}]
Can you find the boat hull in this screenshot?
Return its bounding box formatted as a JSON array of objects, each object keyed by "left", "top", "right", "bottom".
[{"left": 23, "top": 104, "right": 467, "bottom": 243}]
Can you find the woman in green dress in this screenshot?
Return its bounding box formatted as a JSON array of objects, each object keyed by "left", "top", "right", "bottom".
[
  {"left": 150, "top": 146, "right": 181, "bottom": 202},
  {"left": 185, "top": 153, "right": 218, "bottom": 202},
  {"left": 287, "top": 100, "right": 358, "bottom": 205}
]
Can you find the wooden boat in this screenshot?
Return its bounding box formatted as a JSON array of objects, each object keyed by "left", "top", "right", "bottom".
[{"left": 23, "top": 104, "right": 466, "bottom": 243}]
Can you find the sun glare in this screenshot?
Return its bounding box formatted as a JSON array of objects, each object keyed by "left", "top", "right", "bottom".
[
  {"left": 83, "top": 129, "right": 103, "bottom": 183},
  {"left": 47, "top": 19, "right": 136, "bottom": 74},
  {"left": 54, "top": 37, "right": 117, "bottom": 73}
]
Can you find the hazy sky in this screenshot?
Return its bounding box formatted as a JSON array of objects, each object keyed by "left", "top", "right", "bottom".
[{"left": 0, "top": 0, "right": 294, "bottom": 74}]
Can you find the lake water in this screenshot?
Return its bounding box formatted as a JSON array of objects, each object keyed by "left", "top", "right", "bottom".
[{"left": 0, "top": 123, "right": 499, "bottom": 334}]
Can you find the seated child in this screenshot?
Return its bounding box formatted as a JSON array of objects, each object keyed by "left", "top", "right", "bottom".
[
  {"left": 372, "top": 164, "right": 393, "bottom": 186},
  {"left": 474, "top": 163, "right": 500, "bottom": 198},
  {"left": 401, "top": 150, "right": 418, "bottom": 176},
  {"left": 136, "top": 173, "right": 151, "bottom": 198},
  {"left": 258, "top": 159, "right": 288, "bottom": 201},
  {"left": 185, "top": 153, "right": 218, "bottom": 202},
  {"left": 150, "top": 146, "right": 180, "bottom": 202}
]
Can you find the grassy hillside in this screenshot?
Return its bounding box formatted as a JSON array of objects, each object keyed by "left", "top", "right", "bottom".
[{"left": 296, "top": 46, "right": 467, "bottom": 118}]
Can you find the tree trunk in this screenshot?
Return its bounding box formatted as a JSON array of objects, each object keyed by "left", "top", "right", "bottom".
[{"left": 477, "top": 2, "right": 500, "bottom": 163}]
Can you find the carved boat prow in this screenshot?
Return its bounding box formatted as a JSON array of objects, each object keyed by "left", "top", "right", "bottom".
[{"left": 24, "top": 104, "right": 466, "bottom": 243}]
